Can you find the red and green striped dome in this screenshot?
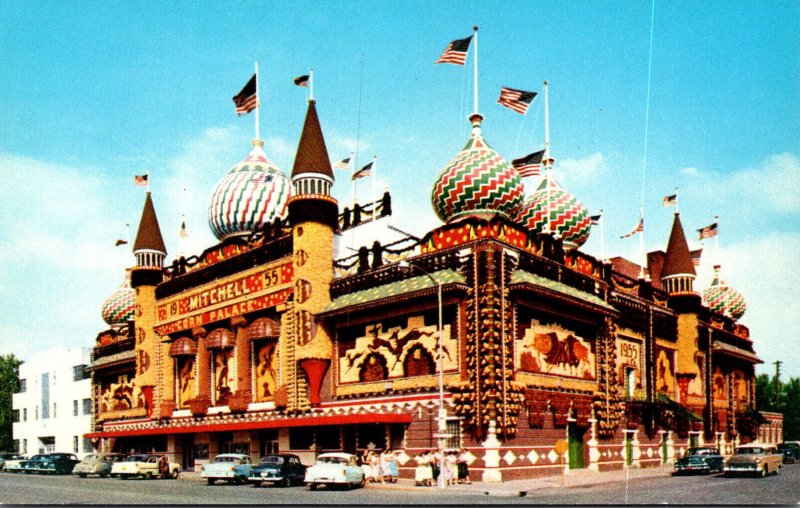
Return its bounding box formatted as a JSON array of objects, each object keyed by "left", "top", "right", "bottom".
[
  {"left": 431, "top": 115, "right": 524, "bottom": 223},
  {"left": 702, "top": 266, "right": 746, "bottom": 321},
  {"left": 208, "top": 140, "right": 291, "bottom": 241},
  {"left": 515, "top": 177, "right": 592, "bottom": 250},
  {"left": 101, "top": 278, "right": 135, "bottom": 325}
]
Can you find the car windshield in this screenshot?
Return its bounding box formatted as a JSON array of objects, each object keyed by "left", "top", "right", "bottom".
[
  {"left": 688, "top": 448, "right": 715, "bottom": 456},
  {"left": 213, "top": 456, "right": 242, "bottom": 464},
  {"left": 82, "top": 455, "right": 99, "bottom": 462},
  {"left": 260, "top": 456, "right": 284, "bottom": 465},
  {"left": 127, "top": 454, "right": 148, "bottom": 462},
  {"left": 317, "top": 456, "right": 347, "bottom": 465},
  {"left": 736, "top": 447, "right": 763, "bottom": 455}
]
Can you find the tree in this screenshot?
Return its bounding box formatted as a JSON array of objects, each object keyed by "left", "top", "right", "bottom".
[
  {"left": 0, "top": 353, "right": 23, "bottom": 451},
  {"left": 756, "top": 372, "right": 800, "bottom": 440}
]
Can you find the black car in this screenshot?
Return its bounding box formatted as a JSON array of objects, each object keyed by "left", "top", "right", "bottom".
[
  {"left": 246, "top": 454, "right": 307, "bottom": 487},
  {"left": 673, "top": 447, "right": 725, "bottom": 475},
  {"left": 777, "top": 443, "right": 800, "bottom": 464},
  {"left": 21, "top": 453, "right": 80, "bottom": 474}
]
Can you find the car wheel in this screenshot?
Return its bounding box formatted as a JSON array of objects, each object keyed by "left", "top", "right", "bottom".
[
  {"left": 308, "top": 483, "right": 317, "bottom": 491},
  {"left": 760, "top": 466, "right": 768, "bottom": 478},
  {"left": 207, "top": 478, "right": 216, "bottom": 485},
  {"left": 100, "top": 472, "right": 109, "bottom": 478},
  {"left": 145, "top": 472, "right": 153, "bottom": 480},
  {"left": 120, "top": 475, "right": 127, "bottom": 480},
  {"left": 360, "top": 476, "right": 366, "bottom": 488},
  {"left": 78, "top": 473, "right": 87, "bottom": 478},
  {"left": 171, "top": 469, "right": 180, "bottom": 479}
]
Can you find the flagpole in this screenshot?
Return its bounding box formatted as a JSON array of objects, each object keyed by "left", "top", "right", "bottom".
[
  {"left": 674, "top": 187, "right": 679, "bottom": 214},
  {"left": 543, "top": 80, "right": 551, "bottom": 235},
  {"left": 472, "top": 26, "right": 479, "bottom": 115},
  {"left": 254, "top": 62, "right": 261, "bottom": 141},
  {"left": 309, "top": 68, "right": 314, "bottom": 102},
  {"left": 146, "top": 170, "right": 151, "bottom": 193},
  {"left": 600, "top": 210, "right": 606, "bottom": 262},
  {"left": 714, "top": 214, "right": 720, "bottom": 262},
  {"left": 371, "top": 155, "right": 377, "bottom": 220},
  {"left": 639, "top": 206, "right": 645, "bottom": 279},
  {"left": 349, "top": 152, "right": 356, "bottom": 210}
]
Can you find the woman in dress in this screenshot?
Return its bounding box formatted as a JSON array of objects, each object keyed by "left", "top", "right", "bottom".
[
  {"left": 457, "top": 448, "right": 472, "bottom": 484},
  {"left": 385, "top": 449, "right": 398, "bottom": 483}
]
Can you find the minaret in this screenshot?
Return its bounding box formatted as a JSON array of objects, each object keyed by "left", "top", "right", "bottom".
[
  {"left": 131, "top": 192, "right": 167, "bottom": 417},
  {"left": 660, "top": 212, "right": 698, "bottom": 300},
  {"left": 286, "top": 99, "right": 337, "bottom": 408}
]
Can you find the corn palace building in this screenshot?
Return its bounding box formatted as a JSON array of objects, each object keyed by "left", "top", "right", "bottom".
[{"left": 86, "top": 96, "right": 771, "bottom": 481}]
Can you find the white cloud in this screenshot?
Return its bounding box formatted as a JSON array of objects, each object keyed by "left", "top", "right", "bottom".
[
  {"left": 557, "top": 152, "right": 606, "bottom": 185},
  {"left": 727, "top": 153, "right": 800, "bottom": 214}
]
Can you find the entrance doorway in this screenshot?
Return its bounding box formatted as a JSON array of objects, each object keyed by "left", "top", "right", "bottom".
[
  {"left": 624, "top": 432, "right": 633, "bottom": 466},
  {"left": 258, "top": 430, "right": 279, "bottom": 457},
  {"left": 179, "top": 434, "right": 195, "bottom": 470},
  {"left": 568, "top": 423, "right": 586, "bottom": 469}
]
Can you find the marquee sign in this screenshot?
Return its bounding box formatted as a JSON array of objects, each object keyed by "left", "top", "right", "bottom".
[{"left": 155, "top": 261, "right": 293, "bottom": 335}]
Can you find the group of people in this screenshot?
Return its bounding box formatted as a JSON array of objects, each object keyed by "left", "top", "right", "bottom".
[
  {"left": 414, "top": 448, "right": 471, "bottom": 486},
  {"left": 359, "top": 449, "right": 399, "bottom": 483}
]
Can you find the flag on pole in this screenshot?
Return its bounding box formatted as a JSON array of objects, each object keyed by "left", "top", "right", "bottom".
[
  {"left": 435, "top": 35, "right": 473, "bottom": 65},
  {"left": 621, "top": 218, "right": 643, "bottom": 238},
  {"left": 179, "top": 220, "right": 188, "bottom": 240},
  {"left": 590, "top": 214, "right": 602, "bottom": 225},
  {"left": 232, "top": 74, "right": 258, "bottom": 115},
  {"left": 697, "top": 222, "right": 718, "bottom": 239},
  {"left": 511, "top": 149, "right": 545, "bottom": 177},
  {"left": 333, "top": 157, "right": 351, "bottom": 170},
  {"left": 352, "top": 162, "right": 373, "bottom": 181},
  {"left": 293, "top": 75, "right": 310, "bottom": 87},
  {"left": 134, "top": 174, "right": 149, "bottom": 186},
  {"left": 497, "top": 87, "right": 537, "bottom": 115},
  {"left": 115, "top": 239, "right": 128, "bottom": 246},
  {"left": 690, "top": 248, "right": 702, "bottom": 267},
  {"left": 662, "top": 194, "right": 677, "bottom": 207}
]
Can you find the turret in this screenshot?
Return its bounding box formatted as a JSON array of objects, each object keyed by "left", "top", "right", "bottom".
[{"left": 661, "top": 213, "right": 698, "bottom": 299}]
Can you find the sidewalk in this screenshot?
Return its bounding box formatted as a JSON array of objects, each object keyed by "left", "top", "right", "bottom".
[{"left": 180, "top": 464, "right": 675, "bottom": 497}]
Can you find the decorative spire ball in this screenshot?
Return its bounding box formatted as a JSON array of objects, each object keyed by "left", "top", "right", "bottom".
[
  {"left": 101, "top": 275, "right": 135, "bottom": 325},
  {"left": 208, "top": 139, "right": 292, "bottom": 241},
  {"left": 431, "top": 114, "right": 524, "bottom": 223},
  {"left": 515, "top": 177, "right": 592, "bottom": 250},
  {"left": 702, "top": 265, "right": 747, "bottom": 321}
]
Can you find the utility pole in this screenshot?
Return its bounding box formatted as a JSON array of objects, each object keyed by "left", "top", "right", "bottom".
[{"left": 774, "top": 361, "right": 782, "bottom": 407}]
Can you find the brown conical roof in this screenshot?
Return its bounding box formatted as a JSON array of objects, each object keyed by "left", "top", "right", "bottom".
[
  {"left": 291, "top": 100, "right": 333, "bottom": 179},
  {"left": 133, "top": 192, "right": 167, "bottom": 254},
  {"left": 661, "top": 213, "right": 695, "bottom": 278}
]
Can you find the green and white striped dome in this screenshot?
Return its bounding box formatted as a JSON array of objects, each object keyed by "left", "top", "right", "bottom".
[
  {"left": 101, "top": 278, "right": 135, "bottom": 325},
  {"left": 515, "top": 177, "right": 591, "bottom": 250},
  {"left": 702, "top": 265, "right": 746, "bottom": 321}
]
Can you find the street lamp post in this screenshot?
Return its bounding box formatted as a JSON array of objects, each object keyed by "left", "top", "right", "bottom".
[{"left": 398, "top": 260, "right": 447, "bottom": 489}]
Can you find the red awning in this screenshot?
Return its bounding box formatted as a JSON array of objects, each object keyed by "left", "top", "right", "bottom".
[
  {"left": 84, "top": 413, "right": 411, "bottom": 439},
  {"left": 205, "top": 328, "right": 235, "bottom": 349},
  {"left": 169, "top": 336, "right": 197, "bottom": 357},
  {"left": 247, "top": 317, "right": 280, "bottom": 340}
]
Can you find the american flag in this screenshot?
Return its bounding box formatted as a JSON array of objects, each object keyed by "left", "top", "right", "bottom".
[
  {"left": 697, "top": 222, "right": 718, "bottom": 239},
  {"left": 333, "top": 157, "right": 351, "bottom": 170},
  {"left": 435, "top": 36, "right": 473, "bottom": 65},
  {"left": 662, "top": 194, "right": 677, "bottom": 207},
  {"left": 134, "top": 174, "right": 148, "bottom": 186},
  {"left": 232, "top": 74, "right": 258, "bottom": 115},
  {"left": 293, "top": 75, "right": 309, "bottom": 87},
  {"left": 511, "top": 150, "right": 545, "bottom": 177},
  {"left": 590, "top": 214, "right": 602, "bottom": 225},
  {"left": 115, "top": 239, "right": 128, "bottom": 246},
  {"left": 690, "top": 248, "right": 702, "bottom": 267},
  {"left": 621, "top": 218, "right": 643, "bottom": 238},
  {"left": 352, "top": 162, "right": 373, "bottom": 181},
  {"left": 497, "top": 87, "right": 537, "bottom": 115}
]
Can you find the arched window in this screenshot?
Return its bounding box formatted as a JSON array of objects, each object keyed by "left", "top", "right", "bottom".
[
  {"left": 403, "top": 345, "right": 435, "bottom": 377},
  {"left": 359, "top": 353, "right": 388, "bottom": 382}
]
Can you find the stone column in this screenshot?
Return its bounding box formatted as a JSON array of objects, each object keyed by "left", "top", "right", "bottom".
[{"left": 481, "top": 420, "right": 502, "bottom": 483}]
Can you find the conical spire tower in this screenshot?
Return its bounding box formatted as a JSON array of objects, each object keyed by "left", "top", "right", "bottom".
[
  {"left": 132, "top": 192, "right": 166, "bottom": 288},
  {"left": 660, "top": 212, "right": 696, "bottom": 296}
]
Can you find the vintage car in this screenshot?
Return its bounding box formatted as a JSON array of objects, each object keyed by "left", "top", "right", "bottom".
[
  {"left": 0, "top": 452, "right": 25, "bottom": 470},
  {"left": 673, "top": 447, "right": 724, "bottom": 474},
  {"left": 304, "top": 452, "right": 365, "bottom": 490},
  {"left": 72, "top": 453, "right": 126, "bottom": 478},
  {"left": 201, "top": 453, "right": 253, "bottom": 485},
  {"left": 19, "top": 453, "right": 80, "bottom": 474},
  {"left": 110, "top": 453, "right": 180, "bottom": 480},
  {"left": 3, "top": 454, "right": 28, "bottom": 472},
  {"left": 245, "top": 454, "right": 307, "bottom": 487},
  {"left": 777, "top": 443, "right": 800, "bottom": 464},
  {"left": 723, "top": 443, "right": 783, "bottom": 477},
  {"left": 18, "top": 454, "right": 48, "bottom": 473}
]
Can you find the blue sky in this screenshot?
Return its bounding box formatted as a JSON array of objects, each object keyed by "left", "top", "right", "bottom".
[{"left": 1, "top": 1, "right": 798, "bottom": 378}]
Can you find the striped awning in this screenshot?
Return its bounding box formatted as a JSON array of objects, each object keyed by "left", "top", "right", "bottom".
[
  {"left": 205, "top": 328, "right": 235, "bottom": 349},
  {"left": 169, "top": 336, "right": 197, "bottom": 357},
  {"left": 247, "top": 317, "right": 280, "bottom": 340}
]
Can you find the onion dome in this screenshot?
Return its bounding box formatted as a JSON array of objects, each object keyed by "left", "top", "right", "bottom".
[
  {"left": 515, "top": 177, "right": 591, "bottom": 250},
  {"left": 208, "top": 139, "right": 292, "bottom": 241},
  {"left": 101, "top": 276, "right": 135, "bottom": 325},
  {"left": 431, "top": 114, "right": 524, "bottom": 223},
  {"left": 703, "top": 265, "right": 746, "bottom": 321}
]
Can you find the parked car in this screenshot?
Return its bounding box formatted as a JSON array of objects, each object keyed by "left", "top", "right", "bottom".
[
  {"left": 777, "top": 443, "right": 800, "bottom": 464},
  {"left": 201, "top": 453, "right": 253, "bottom": 485},
  {"left": 673, "top": 447, "right": 724, "bottom": 475},
  {"left": 72, "top": 453, "right": 126, "bottom": 478},
  {"left": 19, "top": 453, "right": 80, "bottom": 475},
  {"left": 304, "top": 452, "right": 365, "bottom": 490},
  {"left": 19, "top": 454, "right": 50, "bottom": 474},
  {"left": 3, "top": 455, "right": 28, "bottom": 473},
  {"left": 0, "top": 452, "right": 25, "bottom": 470},
  {"left": 246, "top": 454, "right": 307, "bottom": 487},
  {"left": 110, "top": 453, "right": 180, "bottom": 480},
  {"left": 723, "top": 443, "right": 783, "bottom": 477}
]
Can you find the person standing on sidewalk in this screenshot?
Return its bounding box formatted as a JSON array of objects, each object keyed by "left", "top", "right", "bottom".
[{"left": 457, "top": 448, "right": 472, "bottom": 484}]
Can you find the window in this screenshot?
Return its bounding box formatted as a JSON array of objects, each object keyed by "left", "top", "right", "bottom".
[
  {"left": 35, "top": 406, "right": 38, "bottom": 420},
  {"left": 444, "top": 418, "right": 462, "bottom": 450},
  {"left": 12, "top": 409, "right": 19, "bottom": 423},
  {"left": 18, "top": 379, "right": 26, "bottom": 393},
  {"left": 53, "top": 402, "right": 57, "bottom": 418},
  {"left": 13, "top": 439, "right": 19, "bottom": 453},
  {"left": 23, "top": 439, "right": 27, "bottom": 454},
  {"left": 41, "top": 373, "right": 49, "bottom": 419},
  {"left": 73, "top": 436, "right": 79, "bottom": 453},
  {"left": 83, "top": 437, "right": 94, "bottom": 453},
  {"left": 74, "top": 400, "right": 79, "bottom": 416},
  {"left": 23, "top": 408, "right": 27, "bottom": 422},
  {"left": 624, "top": 367, "right": 636, "bottom": 399},
  {"left": 73, "top": 365, "right": 90, "bottom": 381},
  {"left": 82, "top": 398, "right": 91, "bottom": 415}
]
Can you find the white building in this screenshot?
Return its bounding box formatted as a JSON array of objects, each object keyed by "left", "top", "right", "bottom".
[{"left": 12, "top": 347, "right": 94, "bottom": 458}]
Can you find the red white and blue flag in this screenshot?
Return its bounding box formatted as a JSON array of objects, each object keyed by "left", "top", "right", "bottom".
[
  {"left": 697, "top": 222, "right": 718, "bottom": 239},
  {"left": 333, "top": 157, "right": 351, "bottom": 170},
  {"left": 352, "top": 162, "right": 373, "bottom": 181},
  {"left": 232, "top": 74, "right": 258, "bottom": 115},
  {"left": 690, "top": 248, "right": 702, "bottom": 267},
  {"left": 662, "top": 194, "right": 678, "bottom": 207},
  {"left": 621, "top": 218, "right": 643, "bottom": 238},
  {"left": 511, "top": 149, "right": 545, "bottom": 177},
  {"left": 435, "top": 36, "right": 473, "bottom": 65},
  {"left": 293, "top": 75, "right": 309, "bottom": 87},
  {"left": 134, "top": 174, "right": 148, "bottom": 186},
  {"left": 590, "top": 214, "right": 603, "bottom": 225},
  {"left": 498, "top": 87, "right": 537, "bottom": 115}
]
